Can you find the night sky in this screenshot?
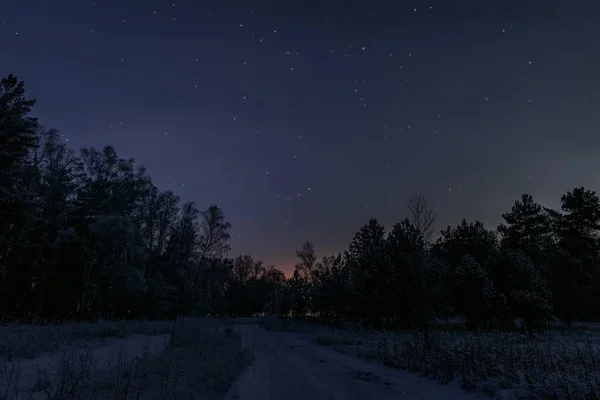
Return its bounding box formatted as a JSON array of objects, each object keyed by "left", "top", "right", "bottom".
[{"left": 2, "top": 0, "right": 600, "bottom": 273}]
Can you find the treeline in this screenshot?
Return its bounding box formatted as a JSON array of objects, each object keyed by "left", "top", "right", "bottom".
[
  {"left": 284, "top": 184, "right": 600, "bottom": 334},
  {"left": 2, "top": 74, "right": 599, "bottom": 334},
  {"left": 0, "top": 74, "right": 286, "bottom": 321}
]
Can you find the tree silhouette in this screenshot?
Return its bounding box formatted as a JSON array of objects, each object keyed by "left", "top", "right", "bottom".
[
  {"left": 498, "top": 194, "right": 552, "bottom": 257},
  {"left": 295, "top": 241, "right": 317, "bottom": 281},
  {"left": 407, "top": 192, "right": 436, "bottom": 243},
  {"left": 3, "top": 73, "right": 600, "bottom": 334}
]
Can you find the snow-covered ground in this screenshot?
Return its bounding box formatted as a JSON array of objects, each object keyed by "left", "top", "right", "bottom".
[
  {"left": 4, "top": 318, "right": 597, "bottom": 399},
  {"left": 321, "top": 328, "right": 600, "bottom": 399},
  {"left": 6, "top": 334, "right": 170, "bottom": 399},
  {"left": 226, "top": 324, "right": 480, "bottom": 400},
  {"left": 0, "top": 318, "right": 252, "bottom": 400},
  {"left": 233, "top": 318, "right": 600, "bottom": 399}
]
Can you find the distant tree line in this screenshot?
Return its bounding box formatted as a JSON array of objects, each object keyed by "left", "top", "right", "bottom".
[
  {"left": 2, "top": 74, "right": 599, "bottom": 335},
  {"left": 283, "top": 176, "right": 600, "bottom": 335}
]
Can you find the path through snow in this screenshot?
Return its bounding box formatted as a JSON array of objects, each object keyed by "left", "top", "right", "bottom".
[{"left": 226, "top": 324, "right": 482, "bottom": 400}]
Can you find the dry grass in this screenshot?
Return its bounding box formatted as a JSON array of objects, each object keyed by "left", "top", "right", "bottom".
[
  {"left": 0, "top": 320, "right": 175, "bottom": 362},
  {"left": 313, "top": 325, "right": 600, "bottom": 399},
  {"left": 0, "top": 317, "right": 253, "bottom": 400}
]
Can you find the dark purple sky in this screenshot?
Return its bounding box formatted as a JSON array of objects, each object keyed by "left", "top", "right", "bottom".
[{"left": 2, "top": 0, "right": 599, "bottom": 273}]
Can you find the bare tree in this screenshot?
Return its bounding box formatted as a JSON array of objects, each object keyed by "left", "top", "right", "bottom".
[
  {"left": 190, "top": 204, "right": 232, "bottom": 291},
  {"left": 295, "top": 241, "right": 317, "bottom": 281},
  {"left": 197, "top": 204, "right": 232, "bottom": 259},
  {"left": 407, "top": 192, "right": 436, "bottom": 243}
]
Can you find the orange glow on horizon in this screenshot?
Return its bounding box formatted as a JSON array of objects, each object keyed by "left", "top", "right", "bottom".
[{"left": 273, "top": 262, "right": 295, "bottom": 278}]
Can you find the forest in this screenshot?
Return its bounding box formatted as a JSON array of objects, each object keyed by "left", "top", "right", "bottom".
[{"left": 1, "top": 73, "right": 599, "bottom": 334}]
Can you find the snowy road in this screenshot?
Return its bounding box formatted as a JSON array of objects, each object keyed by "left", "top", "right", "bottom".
[{"left": 226, "top": 324, "right": 479, "bottom": 400}]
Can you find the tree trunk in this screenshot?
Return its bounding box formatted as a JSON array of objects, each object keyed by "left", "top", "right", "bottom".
[{"left": 423, "top": 316, "right": 431, "bottom": 351}]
